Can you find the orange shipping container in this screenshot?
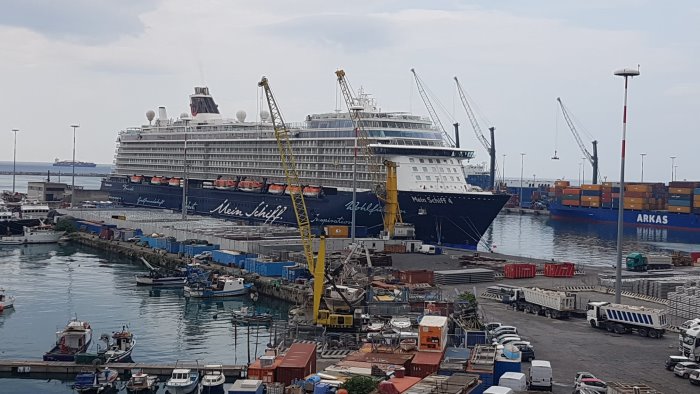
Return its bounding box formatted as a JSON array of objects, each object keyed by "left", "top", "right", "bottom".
[
  {"left": 247, "top": 355, "right": 284, "bottom": 383},
  {"left": 581, "top": 196, "right": 601, "bottom": 202},
  {"left": 624, "top": 203, "right": 649, "bottom": 210},
  {"left": 624, "top": 197, "right": 644, "bottom": 204},
  {"left": 563, "top": 188, "right": 581, "bottom": 195},
  {"left": 626, "top": 184, "right": 652, "bottom": 192},
  {"left": 694, "top": 195, "right": 700, "bottom": 202},
  {"left": 555, "top": 180, "right": 570, "bottom": 187},
  {"left": 669, "top": 187, "right": 693, "bottom": 194},
  {"left": 418, "top": 316, "right": 448, "bottom": 352},
  {"left": 669, "top": 206, "right": 692, "bottom": 213},
  {"left": 588, "top": 201, "right": 600, "bottom": 208},
  {"left": 581, "top": 184, "right": 602, "bottom": 191},
  {"left": 563, "top": 200, "right": 580, "bottom": 206},
  {"left": 325, "top": 225, "right": 349, "bottom": 238}
]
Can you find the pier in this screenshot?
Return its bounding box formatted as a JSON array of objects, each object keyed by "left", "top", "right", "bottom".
[{"left": 0, "top": 359, "right": 245, "bottom": 378}]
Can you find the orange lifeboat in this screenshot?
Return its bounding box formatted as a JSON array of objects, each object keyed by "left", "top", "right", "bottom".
[
  {"left": 303, "top": 185, "right": 322, "bottom": 198},
  {"left": 130, "top": 175, "right": 143, "bottom": 183},
  {"left": 150, "top": 176, "right": 163, "bottom": 185},
  {"left": 239, "top": 180, "right": 263, "bottom": 192},
  {"left": 268, "top": 184, "right": 286, "bottom": 195},
  {"left": 169, "top": 177, "right": 181, "bottom": 187},
  {"left": 285, "top": 185, "right": 302, "bottom": 195},
  {"left": 214, "top": 179, "right": 238, "bottom": 190}
]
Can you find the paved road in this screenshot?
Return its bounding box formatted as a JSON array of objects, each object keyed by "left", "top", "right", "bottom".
[{"left": 480, "top": 299, "right": 687, "bottom": 394}]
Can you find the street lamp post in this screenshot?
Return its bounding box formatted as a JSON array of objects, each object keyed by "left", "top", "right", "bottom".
[
  {"left": 613, "top": 67, "right": 640, "bottom": 304},
  {"left": 70, "top": 124, "right": 79, "bottom": 208},
  {"left": 11, "top": 129, "right": 18, "bottom": 193},
  {"left": 670, "top": 156, "right": 677, "bottom": 181},
  {"left": 181, "top": 120, "right": 189, "bottom": 220},
  {"left": 640, "top": 153, "right": 647, "bottom": 182},
  {"left": 582, "top": 157, "right": 586, "bottom": 185},
  {"left": 519, "top": 153, "right": 525, "bottom": 208},
  {"left": 502, "top": 154, "right": 506, "bottom": 187}
]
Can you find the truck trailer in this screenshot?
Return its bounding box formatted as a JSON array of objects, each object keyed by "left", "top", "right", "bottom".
[
  {"left": 507, "top": 287, "right": 576, "bottom": 319},
  {"left": 587, "top": 301, "right": 668, "bottom": 338}
]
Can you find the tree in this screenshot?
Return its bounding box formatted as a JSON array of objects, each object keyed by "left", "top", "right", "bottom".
[
  {"left": 54, "top": 219, "right": 76, "bottom": 233},
  {"left": 341, "top": 376, "right": 377, "bottom": 394}
]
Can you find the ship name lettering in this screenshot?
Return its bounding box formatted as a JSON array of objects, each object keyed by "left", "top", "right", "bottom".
[
  {"left": 637, "top": 214, "right": 668, "bottom": 225},
  {"left": 411, "top": 196, "right": 451, "bottom": 204},
  {"left": 345, "top": 201, "right": 382, "bottom": 214},
  {"left": 136, "top": 197, "right": 165, "bottom": 207},
  {"left": 122, "top": 185, "right": 134, "bottom": 191},
  {"left": 246, "top": 202, "right": 288, "bottom": 224},
  {"left": 210, "top": 200, "right": 244, "bottom": 217}
]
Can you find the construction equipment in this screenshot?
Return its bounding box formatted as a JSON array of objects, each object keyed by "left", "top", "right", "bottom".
[
  {"left": 556, "top": 97, "right": 600, "bottom": 184},
  {"left": 335, "top": 69, "right": 404, "bottom": 238},
  {"left": 258, "top": 76, "right": 325, "bottom": 324},
  {"left": 454, "top": 77, "right": 496, "bottom": 190},
  {"left": 410, "top": 68, "right": 456, "bottom": 147}
]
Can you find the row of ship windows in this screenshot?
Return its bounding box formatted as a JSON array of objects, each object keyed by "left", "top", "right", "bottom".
[
  {"left": 123, "top": 129, "right": 440, "bottom": 141},
  {"left": 308, "top": 119, "right": 432, "bottom": 130},
  {"left": 412, "top": 166, "right": 460, "bottom": 174},
  {"left": 415, "top": 175, "right": 459, "bottom": 182},
  {"left": 410, "top": 158, "right": 456, "bottom": 165}
]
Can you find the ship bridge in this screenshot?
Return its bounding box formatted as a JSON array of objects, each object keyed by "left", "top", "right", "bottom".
[{"left": 368, "top": 144, "right": 475, "bottom": 160}]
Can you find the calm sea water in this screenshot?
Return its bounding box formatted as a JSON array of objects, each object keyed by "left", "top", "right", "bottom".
[{"left": 0, "top": 162, "right": 111, "bottom": 194}]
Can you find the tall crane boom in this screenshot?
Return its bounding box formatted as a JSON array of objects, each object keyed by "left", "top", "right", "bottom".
[
  {"left": 556, "top": 97, "right": 599, "bottom": 184},
  {"left": 258, "top": 76, "right": 325, "bottom": 323},
  {"left": 454, "top": 77, "right": 497, "bottom": 190},
  {"left": 410, "top": 68, "right": 455, "bottom": 147}
]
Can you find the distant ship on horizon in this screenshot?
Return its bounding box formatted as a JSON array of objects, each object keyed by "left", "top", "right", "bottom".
[{"left": 53, "top": 158, "right": 97, "bottom": 168}]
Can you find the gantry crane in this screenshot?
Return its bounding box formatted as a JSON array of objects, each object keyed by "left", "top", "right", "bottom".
[
  {"left": 556, "top": 97, "right": 599, "bottom": 184},
  {"left": 335, "top": 69, "right": 403, "bottom": 238},
  {"left": 410, "top": 68, "right": 456, "bottom": 147},
  {"left": 258, "top": 76, "right": 325, "bottom": 324},
  {"left": 454, "top": 77, "right": 496, "bottom": 190}
]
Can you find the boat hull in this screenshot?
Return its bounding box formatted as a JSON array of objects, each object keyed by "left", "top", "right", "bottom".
[
  {"left": 43, "top": 342, "right": 92, "bottom": 362},
  {"left": 200, "top": 383, "right": 225, "bottom": 394},
  {"left": 102, "top": 178, "right": 509, "bottom": 249},
  {"left": 184, "top": 287, "right": 249, "bottom": 298},
  {"left": 135, "top": 275, "right": 186, "bottom": 287},
  {"left": 549, "top": 204, "right": 700, "bottom": 230}
]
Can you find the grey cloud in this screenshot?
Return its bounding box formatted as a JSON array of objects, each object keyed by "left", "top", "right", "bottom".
[
  {"left": 261, "top": 14, "right": 395, "bottom": 53},
  {"left": 0, "top": 0, "right": 159, "bottom": 44}
]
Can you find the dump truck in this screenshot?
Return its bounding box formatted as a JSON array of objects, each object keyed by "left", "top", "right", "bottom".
[
  {"left": 506, "top": 287, "right": 576, "bottom": 319},
  {"left": 587, "top": 301, "right": 668, "bottom": 338},
  {"left": 625, "top": 252, "right": 673, "bottom": 272}
]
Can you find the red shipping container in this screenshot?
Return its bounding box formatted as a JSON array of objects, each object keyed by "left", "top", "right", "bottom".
[
  {"left": 503, "top": 263, "right": 537, "bottom": 279},
  {"left": 691, "top": 252, "right": 700, "bottom": 263},
  {"left": 394, "top": 270, "right": 435, "bottom": 284},
  {"left": 544, "top": 262, "right": 575, "bottom": 278},
  {"left": 277, "top": 343, "right": 317, "bottom": 386},
  {"left": 409, "top": 351, "right": 444, "bottom": 378}
]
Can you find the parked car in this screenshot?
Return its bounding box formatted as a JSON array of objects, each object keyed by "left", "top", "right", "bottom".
[
  {"left": 492, "top": 326, "right": 518, "bottom": 337},
  {"left": 486, "top": 322, "right": 503, "bottom": 332},
  {"left": 690, "top": 369, "right": 700, "bottom": 385},
  {"left": 194, "top": 251, "right": 213, "bottom": 260},
  {"left": 574, "top": 372, "right": 597, "bottom": 387},
  {"left": 574, "top": 378, "right": 607, "bottom": 393},
  {"left": 674, "top": 361, "right": 700, "bottom": 378},
  {"left": 494, "top": 332, "right": 520, "bottom": 342},
  {"left": 666, "top": 355, "right": 691, "bottom": 371},
  {"left": 516, "top": 344, "right": 535, "bottom": 362},
  {"left": 499, "top": 337, "right": 523, "bottom": 346}
]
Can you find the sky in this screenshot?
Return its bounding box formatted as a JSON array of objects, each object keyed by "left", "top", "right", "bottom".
[{"left": 0, "top": 0, "right": 698, "bottom": 184}]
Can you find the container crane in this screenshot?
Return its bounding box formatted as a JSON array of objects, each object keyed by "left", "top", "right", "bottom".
[
  {"left": 335, "top": 69, "right": 404, "bottom": 238},
  {"left": 556, "top": 97, "right": 599, "bottom": 184},
  {"left": 258, "top": 76, "right": 325, "bottom": 324},
  {"left": 454, "top": 77, "right": 496, "bottom": 190},
  {"left": 410, "top": 68, "right": 456, "bottom": 147}
]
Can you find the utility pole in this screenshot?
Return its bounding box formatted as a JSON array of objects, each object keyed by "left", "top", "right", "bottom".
[
  {"left": 613, "top": 66, "right": 640, "bottom": 304},
  {"left": 519, "top": 153, "right": 525, "bottom": 208},
  {"left": 502, "top": 154, "right": 506, "bottom": 188},
  {"left": 70, "top": 124, "right": 79, "bottom": 208},
  {"left": 640, "top": 153, "right": 646, "bottom": 182},
  {"left": 11, "top": 129, "right": 18, "bottom": 193},
  {"left": 181, "top": 119, "right": 190, "bottom": 220}
]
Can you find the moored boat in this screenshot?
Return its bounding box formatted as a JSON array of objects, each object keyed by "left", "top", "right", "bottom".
[
  {"left": 231, "top": 306, "right": 273, "bottom": 326},
  {"left": 73, "top": 368, "right": 118, "bottom": 393},
  {"left": 99, "top": 326, "right": 136, "bottom": 363},
  {"left": 44, "top": 318, "right": 93, "bottom": 361},
  {"left": 0, "top": 288, "right": 15, "bottom": 311},
  {"left": 135, "top": 271, "right": 186, "bottom": 287},
  {"left": 165, "top": 360, "right": 200, "bottom": 394},
  {"left": 199, "top": 364, "right": 226, "bottom": 394},
  {"left": 126, "top": 369, "right": 158, "bottom": 393},
  {"left": 184, "top": 276, "right": 253, "bottom": 298},
  {"left": 0, "top": 224, "right": 64, "bottom": 245}
]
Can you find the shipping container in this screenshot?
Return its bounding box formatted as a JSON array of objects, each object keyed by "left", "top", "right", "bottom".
[
  {"left": 581, "top": 184, "right": 602, "bottom": 191},
  {"left": 562, "top": 188, "right": 581, "bottom": 195},
  {"left": 668, "top": 199, "right": 692, "bottom": 207},
  {"left": 247, "top": 356, "right": 284, "bottom": 383},
  {"left": 410, "top": 351, "right": 444, "bottom": 378},
  {"left": 669, "top": 206, "right": 692, "bottom": 213},
  {"left": 277, "top": 343, "right": 316, "bottom": 386},
  {"left": 544, "top": 262, "right": 575, "bottom": 278},
  {"left": 419, "top": 316, "right": 449, "bottom": 352},
  {"left": 554, "top": 180, "right": 570, "bottom": 187},
  {"left": 581, "top": 196, "right": 601, "bottom": 202},
  {"left": 226, "top": 379, "right": 264, "bottom": 394},
  {"left": 562, "top": 200, "right": 580, "bottom": 206},
  {"left": 503, "top": 264, "right": 536, "bottom": 279},
  {"left": 394, "top": 270, "right": 435, "bottom": 284},
  {"left": 324, "top": 225, "right": 349, "bottom": 238},
  {"left": 669, "top": 187, "right": 693, "bottom": 194}
]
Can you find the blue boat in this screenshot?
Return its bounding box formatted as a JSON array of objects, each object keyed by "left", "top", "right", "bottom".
[{"left": 73, "top": 368, "right": 118, "bottom": 393}]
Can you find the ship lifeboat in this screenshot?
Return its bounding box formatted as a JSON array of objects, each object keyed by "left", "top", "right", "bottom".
[
  {"left": 214, "top": 179, "right": 238, "bottom": 190},
  {"left": 268, "top": 184, "right": 286, "bottom": 195},
  {"left": 150, "top": 176, "right": 163, "bottom": 185},
  {"left": 303, "top": 185, "right": 322, "bottom": 198},
  {"left": 169, "top": 177, "right": 181, "bottom": 187},
  {"left": 130, "top": 175, "right": 143, "bottom": 183},
  {"left": 285, "top": 185, "right": 302, "bottom": 195},
  {"left": 239, "top": 180, "right": 263, "bottom": 192}
]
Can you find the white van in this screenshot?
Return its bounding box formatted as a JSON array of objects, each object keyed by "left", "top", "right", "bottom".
[
  {"left": 499, "top": 372, "right": 527, "bottom": 391},
  {"left": 528, "top": 360, "right": 553, "bottom": 391},
  {"left": 419, "top": 244, "right": 436, "bottom": 254},
  {"left": 483, "top": 386, "right": 515, "bottom": 394}
]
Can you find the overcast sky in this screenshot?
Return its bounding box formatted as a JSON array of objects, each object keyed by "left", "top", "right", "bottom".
[{"left": 1, "top": 0, "right": 698, "bottom": 183}]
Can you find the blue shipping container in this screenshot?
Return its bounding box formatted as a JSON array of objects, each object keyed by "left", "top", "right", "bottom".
[
  {"left": 668, "top": 199, "right": 692, "bottom": 207},
  {"left": 494, "top": 360, "right": 521, "bottom": 383}
]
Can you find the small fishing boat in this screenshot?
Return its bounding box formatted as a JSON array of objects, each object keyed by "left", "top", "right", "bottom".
[
  {"left": 126, "top": 369, "right": 158, "bottom": 393},
  {"left": 73, "top": 367, "right": 118, "bottom": 393},
  {"left": 165, "top": 360, "right": 200, "bottom": 394},
  {"left": 199, "top": 364, "right": 226, "bottom": 394},
  {"left": 231, "top": 306, "right": 273, "bottom": 326},
  {"left": 0, "top": 288, "right": 15, "bottom": 311},
  {"left": 99, "top": 326, "right": 136, "bottom": 363},
  {"left": 135, "top": 271, "right": 186, "bottom": 287},
  {"left": 0, "top": 224, "right": 64, "bottom": 245},
  {"left": 184, "top": 276, "right": 253, "bottom": 298},
  {"left": 44, "top": 318, "right": 93, "bottom": 361}
]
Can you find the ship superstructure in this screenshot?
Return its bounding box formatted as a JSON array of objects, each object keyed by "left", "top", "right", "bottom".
[{"left": 103, "top": 86, "right": 509, "bottom": 248}]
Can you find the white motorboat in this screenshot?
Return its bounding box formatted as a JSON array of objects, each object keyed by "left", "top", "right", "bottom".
[
  {"left": 126, "top": 369, "right": 158, "bottom": 392},
  {"left": 0, "top": 288, "right": 15, "bottom": 311},
  {"left": 199, "top": 364, "right": 225, "bottom": 394},
  {"left": 184, "top": 276, "right": 252, "bottom": 298},
  {"left": 0, "top": 224, "right": 64, "bottom": 245},
  {"left": 43, "top": 318, "right": 93, "bottom": 361},
  {"left": 99, "top": 326, "right": 136, "bottom": 363},
  {"left": 165, "top": 360, "right": 200, "bottom": 394}
]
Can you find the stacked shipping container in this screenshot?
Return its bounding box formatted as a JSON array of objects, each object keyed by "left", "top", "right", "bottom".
[
  {"left": 668, "top": 181, "right": 700, "bottom": 214},
  {"left": 580, "top": 184, "right": 601, "bottom": 208}
]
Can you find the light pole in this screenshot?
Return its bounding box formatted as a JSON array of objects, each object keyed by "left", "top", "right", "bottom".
[
  {"left": 613, "top": 66, "right": 640, "bottom": 304},
  {"left": 11, "top": 129, "right": 18, "bottom": 193},
  {"left": 70, "top": 124, "right": 79, "bottom": 208},
  {"left": 502, "top": 154, "right": 506, "bottom": 187},
  {"left": 350, "top": 107, "right": 362, "bottom": 243},
  {"left": 670, "top": 156, "right": 677, "bottom": 181},
  {"left": 582, "top": 157, "right": 586, "bottom": 185},
  {"left": 181, "top": 119, "right": 189, "bottom": 220},
  {"left": 674, "top": 165, "right": 678, "bottom": 181},
  {"left": 640, "top": 153, "right": 646, "bottom": 182},
  {"left": 578, "top": 162, "right": 582, "bottom": 186},
  {"left": 519, "top": 153, "right": 525, "bottom": 208}
]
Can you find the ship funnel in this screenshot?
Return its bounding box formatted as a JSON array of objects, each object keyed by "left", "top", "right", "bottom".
[
  {"left": 236, "top": 110, "right": 247, "bottom": 123},
  {"left": 158, "top": 106, "right": 168, "bottom": 122}
]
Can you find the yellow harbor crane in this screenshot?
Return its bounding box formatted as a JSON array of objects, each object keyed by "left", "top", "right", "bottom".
[
  {"left": 334, "top": 69, "right": 403, "bottom": 238},
  {"left": 258, "top": 76, "right": 326, "bottom": 324}
]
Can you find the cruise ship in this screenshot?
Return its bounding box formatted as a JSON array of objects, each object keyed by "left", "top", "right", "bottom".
[{"left": 101, "top": 86, "right": 509, "bottom": 249}]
